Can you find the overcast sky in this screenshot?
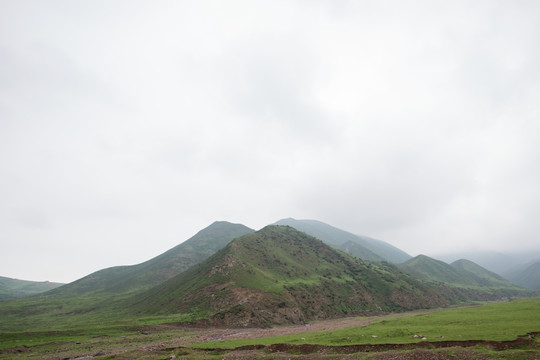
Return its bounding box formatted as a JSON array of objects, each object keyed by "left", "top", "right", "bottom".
[{"left": 1, "top": 1, "right": 539, "bottom": 283}]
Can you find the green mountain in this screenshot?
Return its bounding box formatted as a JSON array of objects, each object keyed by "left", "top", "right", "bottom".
[
  {"left": 0, "top": 276, "right": 63, "bottom": 300},
  {"left": 49, "top": 221, "right": 254, "bottom": 296},
  {"left": 130, "top": 225, "right": 449, "bottom": 327},
  {"left": 506, "top": 261, "right": 540, "bottom": 290},
  {"left": 399, "top": 255, "right": 476, "bottom": 285},
  {"left": 399, "top": 255, "right": 530, "bottom": 300},
  {"left": 274, "top": 218, "right": 411, "bottom": 263},
  {"left": 437, "top": 250, "right": 538, "bottom": 277},
  {"left": 450, "top": 259, "right": 519, "bottom": 288}
]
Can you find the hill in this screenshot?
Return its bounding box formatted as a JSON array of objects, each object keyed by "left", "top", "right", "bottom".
[
  {"left": 399, "top": 255, "right": 474, "bottom": 285},
  {"left": 506, "top": 261, "right": 540, "bottom": 290},
  {"left": 450, "top": 259, "right": 518, "bottom": 288},
  {"left": 0, "top": 276, "right": 63, "bottom": 300},
  {"left": 435, "top": 250, "right": 539, "bottom": 277},
  {"left": 130, "top": 225, "right": 450, "bottom": 327},
  {"left": 48, "top": 221, "right": 254, "bottom": 296},
  {"left": 399, "top": 255, "right": 529, "bottom": 300},
  {"left": 274, "top": 218, "right": 411, "bottom": 263}
]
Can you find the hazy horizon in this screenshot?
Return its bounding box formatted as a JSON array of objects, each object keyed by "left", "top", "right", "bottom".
[{"left": 2, "top": 1, "right": 540, "bottom": 283}]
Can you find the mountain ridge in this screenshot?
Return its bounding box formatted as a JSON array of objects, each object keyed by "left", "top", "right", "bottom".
[
  {"left": 0, "top": 276, "right": 64, "bottom": 300},
  {"left": 506, "top": 261, "right": 540, "bottom": 291},
  {"left": 129, "top": 225, "right": 450, "bottom": 327},
  {"left": 47, "top": 221, "right": 254, "bottom": 297},
  {"left": 274, "top": 218, "right": 411, "bottom": 263},
  {"left": 398, "top": 254, "right": 530, "bottom": 300}
]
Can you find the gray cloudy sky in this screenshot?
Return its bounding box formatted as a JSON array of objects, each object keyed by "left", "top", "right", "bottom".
[{"left": 1, "top": 1, "right": 540, "bottom": 283}]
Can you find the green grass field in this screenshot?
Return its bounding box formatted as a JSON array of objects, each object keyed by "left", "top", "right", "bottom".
[
  {"left": 192, "top": 297, "right": 540, "bottom": 349},
  {"left": 1, "top": 298, "right": 539, "bottom": 359}
]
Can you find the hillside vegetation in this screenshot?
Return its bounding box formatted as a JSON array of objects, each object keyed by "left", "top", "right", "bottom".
[
  {"left": 0, "top": 221, "right": 254, "bottom": 332},
  {"left": 49, "top": 221, "right": 253, "bottom": 297},
  {"left": 0, "top": 277, "right": 63, "bottom": 300},
  {"left": 507, "top": 261, "right": 540, "bottom": 290},
  {"left": 399, "top": 255, "right": 530, "bottom": 300},
  {"left": 130, "top": 225, "right": 449, "bottom": 327},
  {"left": 274, "top": 218, "right": 411, "bottom": 263}
]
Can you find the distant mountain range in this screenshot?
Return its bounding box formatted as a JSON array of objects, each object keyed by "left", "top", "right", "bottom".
[
  {"left": 435, "top": 250, "right": 540, "bottom": 279},
  {"left": 0, "top": 276, "right": 63, "bottom": 300},
  {"left": 0, "top": 218, "right": 536, "bottom": 331},
  {"left": 398, "top": 255, "right": 528, "bottom": 300},
  {"left": 505, "top": 261, "right": 540, "bottom": 291}
]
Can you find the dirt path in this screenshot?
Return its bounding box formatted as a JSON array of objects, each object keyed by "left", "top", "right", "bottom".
[{"left": 181, "top": 308, "right": 446, "bottom": 343}]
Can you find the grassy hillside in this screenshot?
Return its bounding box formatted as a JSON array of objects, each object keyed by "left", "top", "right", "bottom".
[
  {"left": 399, "top": 255, "right": 530, "bottom": 300},
  {"left": 274, "top": 218, "right": 411, "bottom": 263},
  {"left": 507, "top": 261, "right": 540, "bottom": 290},
  {"left": 49, "top": 221, "right": 253, "bottom": 296},
  {"left": 130, "top": 225, "right": 449, "bottom": 327},
  {"left": 0, "top": 277, "right": 63, "bottom": 300},
  {"left": 399, "top": 255, "right": 477, "bottom": 285},
  {"left": 451, "top": 258, "right": 520, "bottom": 288},
  {"left": 0, "top": 221, "right": 254, "bottom": 332}
]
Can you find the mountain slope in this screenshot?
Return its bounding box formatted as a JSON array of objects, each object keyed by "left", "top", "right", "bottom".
[
  {"left": 450, "top": 259, "right": 520, "bottom": 288},
  {"left": 399, "top": 255, "right": 530, "bottom": 300},
  {"left": 0, "top": 277, "right": 63, "bottom": 300},
  {"left": 49, "top": 221, "right": 254, "bottom": 296},
  {"left": 274, "top": 218, "right": 411, "bottom": 263},
  {"left": 399, "top": 255, "right": 476, "bottom": 285},
  {"left": 506, "top": 261, "right": 540, "bottom": 290},
  {"left": 130, "top": 225, "right": 450, "bottom": 327},
  {"left": 436, "top": 250, "right": 539, "bottom": 277}
]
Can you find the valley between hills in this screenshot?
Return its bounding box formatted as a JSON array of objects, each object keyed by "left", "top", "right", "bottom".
[{"left": 1, "top": 219, "right": 539, "bottom": 359}]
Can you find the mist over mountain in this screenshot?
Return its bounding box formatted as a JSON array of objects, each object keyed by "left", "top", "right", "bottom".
[
  {"left": 0, "top": 277, "right": 63, "bottom": 300},
  {"left": 274, "top": 218, "right": 411, "bottom": 263},
  {"left": 505, "top": 261, "right": 540, "bottom": 291},
  {"left": 398, "top": 255, "right": 529, "bottom": 300},
  {"left": 434, "top": 250, "right": 540, "bottom": 277}
]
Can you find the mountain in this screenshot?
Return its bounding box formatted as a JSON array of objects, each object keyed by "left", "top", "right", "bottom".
[
  {"left": 450, "top": 259, "right": 517, "bottom": 288},
  {"left": 0, "top": 276, "right": 63, "bottom": 300},
  {"left": 274, "top": 218, "right": 411, "bottom": 263},
  {"left": 399, "top": 255, "right": 476, "bottom": 285},
  {"left": 49, "top": 221, "right": 254, "bottom": 296},
  {"left": 398, "top": 255, "right": 529, "bottom": 300},
  {"left": 130, "top": 225, "right": 450, "bottom": 327},
  {"left": 435, "top": 250, "right": 540, "bottom": 277},
  {"left": 506, "top": 261, "right": 540, "bottom": 290}
]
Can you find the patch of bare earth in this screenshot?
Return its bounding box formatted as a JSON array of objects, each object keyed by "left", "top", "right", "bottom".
[{"left": 188, "top": 309, "right": 441, "bottom": 342}]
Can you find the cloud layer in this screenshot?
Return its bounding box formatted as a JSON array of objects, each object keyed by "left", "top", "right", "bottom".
[{"left": 1, "top": 1, "right": 539, "bottom": 282}]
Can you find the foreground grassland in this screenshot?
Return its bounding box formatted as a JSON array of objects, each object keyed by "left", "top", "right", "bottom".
[
  {"left": 1, "top": 298, "right": 539, "bottom": 359},
  {"left": 195, "top": 298, "right": 540, "bottom": 349}
]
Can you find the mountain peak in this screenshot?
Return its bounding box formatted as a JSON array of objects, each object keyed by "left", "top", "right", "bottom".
[
  {"left": 274, "top": 218, "right": 411, "bottom": 263},
  {"left": 131, "top": 225, "right": 448, "bottom": 327}
]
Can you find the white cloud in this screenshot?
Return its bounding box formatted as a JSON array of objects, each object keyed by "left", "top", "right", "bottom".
[{"left": 1, "top": 0, "right": 539, "bottom": 282}]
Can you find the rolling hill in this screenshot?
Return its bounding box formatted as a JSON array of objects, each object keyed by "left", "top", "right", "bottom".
[
  {"left": 0, "top": 276, "right": 64, "bottom": 300},
  {"left": 399, "top": 255, "right": 474, "bottom": 285},
  {"left": 274, "top": 218, "right": 411, "bottom": 263},
  {"left": 436, "top": 250, "right": 539, "bottom": 277},
  {"left": 506, "top": 261, "right": 540, "bottom": 290},
  {"left": 130, "top": 225, "right": 450, "bottom": 327},
  {"left": 398, "top": 255, "right": 529, "bottom": 300},
  {"left": 450, "top": 259, "right": 517, "bottom": 288},
  {"left": 48, "top": 221, "right": 254, "bottom": 297}
]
